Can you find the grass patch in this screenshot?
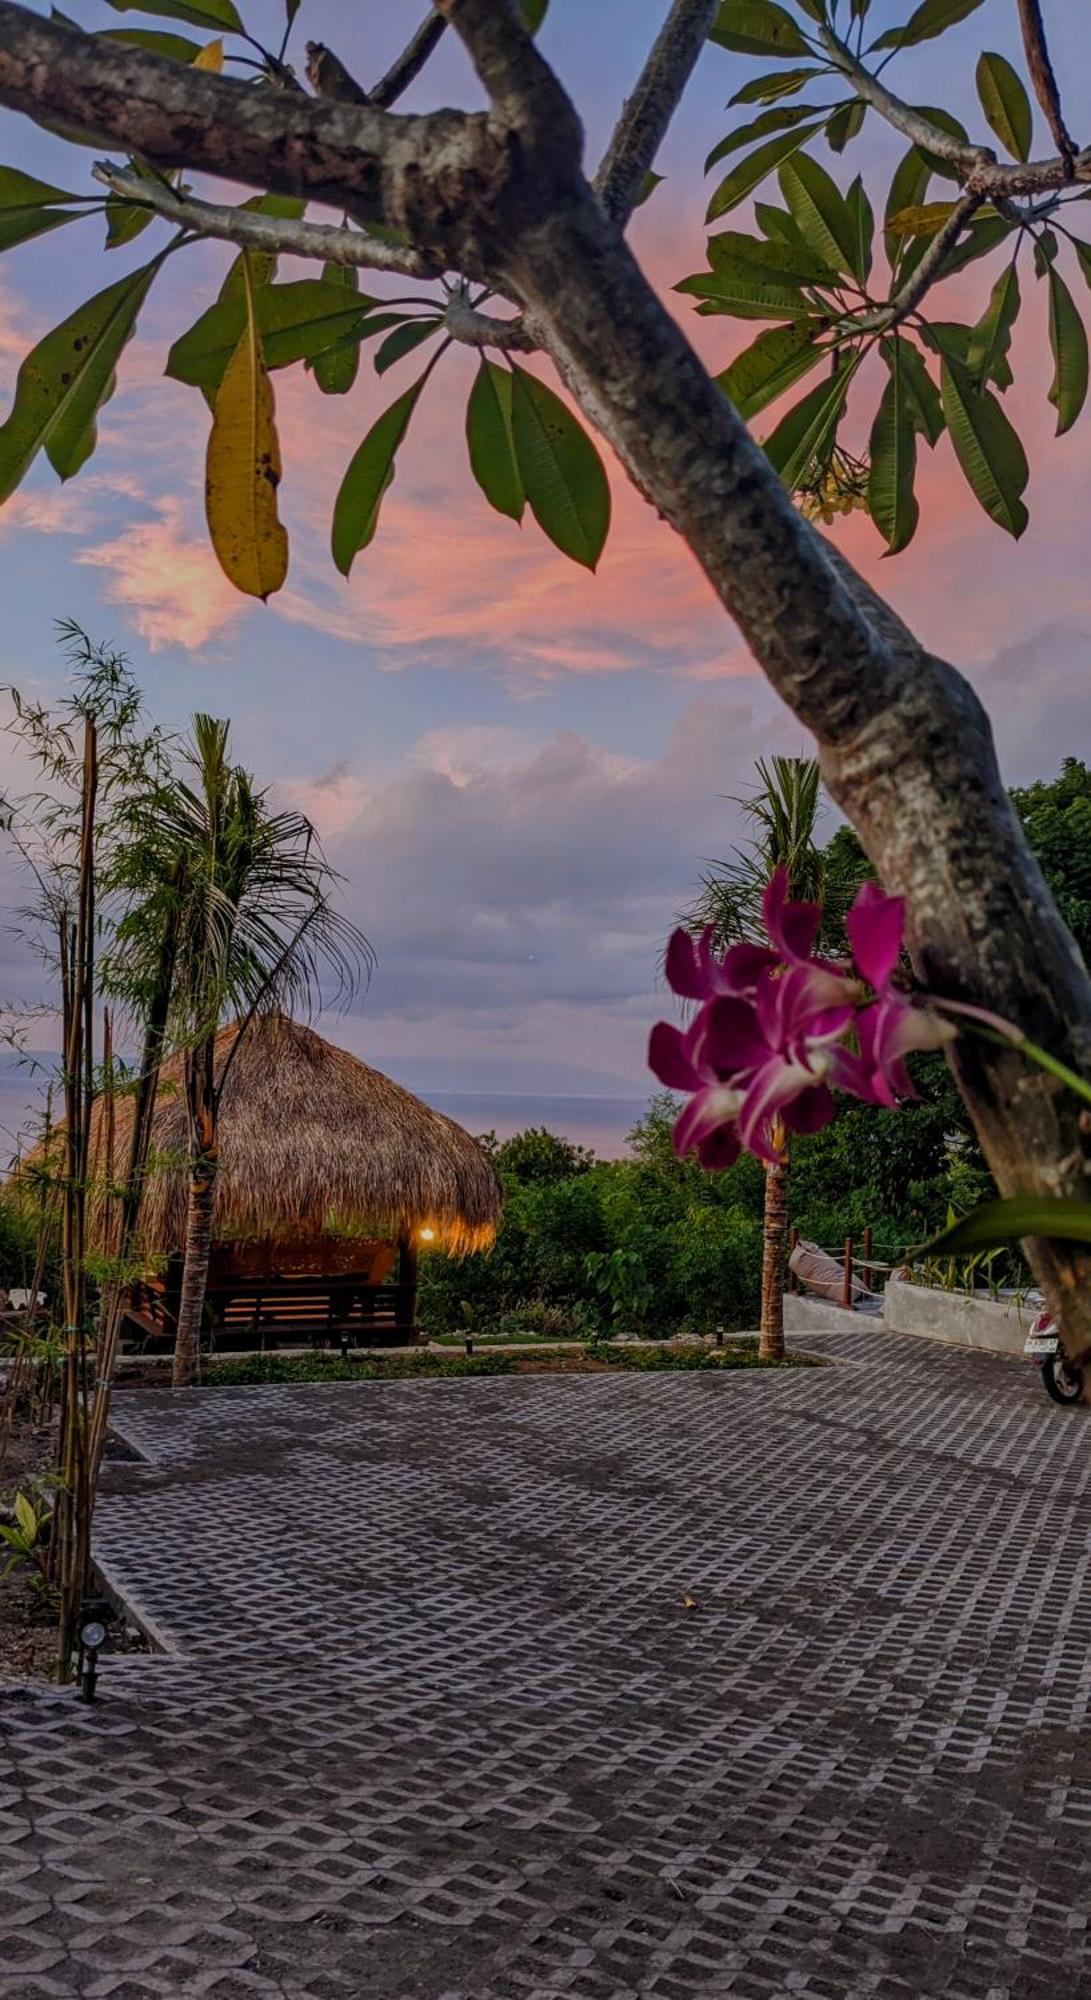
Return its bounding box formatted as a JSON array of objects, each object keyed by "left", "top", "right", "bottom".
[{"left": 201, "top": 1341, "right": 822, "bottom": 1387}]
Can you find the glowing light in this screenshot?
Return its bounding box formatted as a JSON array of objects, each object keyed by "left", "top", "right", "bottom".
[{"left": 419, "top": 1226, "right": 436, "bottom": 1243}]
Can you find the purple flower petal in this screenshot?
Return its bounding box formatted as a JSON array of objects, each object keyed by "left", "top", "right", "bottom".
[
  {"left": 648, "top": 1021, "right": 701, "bottom": 1091},
  {"left": 763, "top": 865, "right": 821, "bottom": 963},
  {"left": 698, "top": 994, "right": 772, "bottom": 1079},
  {"left": 720, "top": 939, "right": 778, "bottom": 994},
  {"left": 664, "top": 927, "right": 712, "bottom": 1001},
  {"left": 782, "top": 1082, "right": 835, "bottom": 1136},
  {"left": 847, "top": 880, "right": 905, "bottom": 993}
]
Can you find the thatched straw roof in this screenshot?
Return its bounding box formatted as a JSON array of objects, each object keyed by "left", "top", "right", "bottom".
[{"left": 84, "top": 1014, "right": 501, "bottom": 1259}]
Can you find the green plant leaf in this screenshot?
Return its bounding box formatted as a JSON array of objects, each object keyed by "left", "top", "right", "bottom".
[
  {"left": 710, "top": 0, "right": 812, "bottom": 57},
  {"left": 705, "top": 103, "right": 817, "bottom": 174},
  {"left": 923, "top": 1195, "right": 1091, "bottom": 1255},
  {"left": 886, "top": 334, "right": 944, "bottom": 444},
  {"left": 509, "top": 365, "right": 610, "bottom": 569},
  {"left": 763, "top": 358, "right": 858, "bottom": 491},
  {"left": 105, "top": 0, "right": 243, "bottom": 29},
  {"left": 886, "top": 200, "right": 957, "bottom": 240},
  {"left": 13, "top": 1492, "right": 37, "bottom": 1541},
  {"left": 845, "top": 174, "right": 874, "bottom": 283},
  {"left": 940, "top": 212, "right": 1013, "bottom": 279},
  {"left": 868, "top": 341, "right": 918, "bottom": 552},
  {"left": 0, "top": 165, "right": 86, "bottom": 253},
  {"left": 332, "top": 378, "right": 425, "bottom": 575},
  {"left": 679, "top": 269, "right": 813, "bottom": 320},
  {"left": 826, "top": 99, "right": 866, "bottom": 152},
  {"left": 778, "top": 152, "right": 857, "bottom": 277},
  {"left": 0, "top": 258, "right": 160, "bottom": 501},
  {"left": 874, "top": 0, "right": 985, "bottom": 50},
  {"left": 1072, "top": 237, "right": 1091, "bottom": 292},
  {"left": 634, "top": 170, "right": 664, "bottom": 207},
  {"left": 729, "top": 66, "right": 825, "bottom": 104},
  {"left": 717, "top": 321, "right": 825, "bottom": 419},
  {"left": 1033, "top": 229, "right": 1058, "bottom": 277},
  {"left": 374, "top": 318, "right": 442, "bottom": 375},
  {"left": 518, "top": 0, "right": 549, "bottom": 28},
  {"left": 975, "top": 51, "right": 1032, "bottom": 163},
  {"left": 466, "top": 358, "right": 524, "bottom": 522},
  {"left": 1047, "top": 266, "right": 1088, "bottom": 435},
  {"left": 96, "top": 26, "right": 205, "bottom": 59},
  {"left": 167, "top": 278, "right": 377, "bottom": 390},
  {"left": 966, "top": 261, "right": 1020, "bottom": 389},
  {"left": 707, "top": 123, "right": 822, "bottom": 221},
  {"left": 939, "top": 353, "right": 1028, "bottom": 535},
  {"left": 0, "top": 164, "right": 80, "bottom": 208},
  {"left": 311, "top": 264, "right": 361, "bottom": 395},
  {"left": 708, "top": 226, "right": 835, "bottom": 284},
  {"left": 884, "top": 147, "right": 931, "bottom": 264}
]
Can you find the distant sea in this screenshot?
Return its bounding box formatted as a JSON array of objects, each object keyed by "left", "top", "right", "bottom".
[{"left": 0, "top": 1055, "right": 650, "bottom": 1163}]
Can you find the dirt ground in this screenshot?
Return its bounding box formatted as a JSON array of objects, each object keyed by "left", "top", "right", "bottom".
[{"left": 0, "top": 1420, "right": 58, "bottom": 1681}]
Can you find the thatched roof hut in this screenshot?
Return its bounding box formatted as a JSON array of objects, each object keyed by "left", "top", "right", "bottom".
[{"left": 89, "top": 1012, "right": 502, "bottom": 1264}]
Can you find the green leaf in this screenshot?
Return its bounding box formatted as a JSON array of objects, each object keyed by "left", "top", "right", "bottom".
[
  {"left": 710, "top": 1, "right": 812, "bottom": 57},
  {"left": 0, "top": 166, "right": 85, "bottom": 253},
  {"left": 923, "top": 1195, "right": 1091, "bottom": 1256},
  {"left": 0, "top": 165, "right": 80, "bottom": 208},
  {"left": 778, "top": 152, "right": 857, "bottom": 277},
  {"left": 0, "top": 206, "right": 82, "bottom": 254},
  {"left": 105, "top": 0, "right": 243, "bottom": 30},
  {"left": 845, "top": 175, "right": 874, "bottom": 284},
  {"left": 634, "top": 170, "right": 664, "bottom": 208},
  {"left": 678, "top": 268, "right": 813, "bottom": 320},
  {"left": 167, "top": 278, "right": 377, "bottom": 390},
  {"left": 707, "top": 123, "right": 823, "bottom": 221},
  {"left": 707, "top": 226, "right": 836, "bottom": 284},
  {"left": 105, "top": 197, "right": 155, "bottom": 248},
  {"left": 466, "top": 359, "right": 524, "bottom": 522},
  {"left": 509, "top": 365, "right": 610, "bottom": 569},
  {"left": 1047, "top": 267, "right": 1088, "bottom": 435},
  {"left": 868, "top": 341, "right": 918, "bottom": 552},
  {"left": 0, "top": 258, "right": 160, "bottom": 501},
  {"left": 975, "top": 51, "right": 1032, "bottom": 163},
  {"left": 886, "top": 334, "right": 944, "bottom": 444},
  {"left": 311, "top": 264, "right": 360, "bottom": 395},
  {"left": 966, "top": 261, "right": 1020, "bottom": 389},
  {"left": 826, "top": 99, "right": 866, "bottom": 152},
  {"left": 96, "top": 25, "right": 204, "bottom": 59},
  {"left": 13, "top": 1492, "right": 37, "bottom": 1541},
  {"left": 1033, "top": 229, "right": 1058, "bottom": 277},
  {"left": 940, "top": 212, "right": 1013, "bottom": 278},
  {"left": 884, "top": 147, "right": 931, "bottom": 264},
  {"left": 518, "top": 0, "right": 549, "bottom": 28},
  {"left": 874, "top": 0, "right": 985, "bottom": 51},
  {"left": 717, "top": 320, "right": 825, "bottom": 419},
  {"left": 705, "top": 104, "right": 817, "bottom": 175},
  {"left": 763, "top": 358, "right": 857, "bottom": 491},
  {"left": 1072, "top": 237, "right": 1091, "bottom": 292},
  {"left": 332, "top": 378, "right": 425, "bottom": 575},
  {"left": 939, "top": 354, "right": 1028, "bottom": 536},
  {"left": 886, "top": 200, "right": 957, "bottom": 240},
  {"left": 911, "top": 104, "right": 970, "bottom": 181},
  {"left": 729, "top": 66, "right": 824, "bottom": 104},
  {"left": 374, "top": 317, "right": 442, "bottom": 374}
]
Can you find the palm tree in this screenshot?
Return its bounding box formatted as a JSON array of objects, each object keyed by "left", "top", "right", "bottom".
[
  {"left": 115, "top": 715, "right": 370, "bottom": 1386},
  {"left": 685, "top": 755, "right": 825, "bottom": 1362}
]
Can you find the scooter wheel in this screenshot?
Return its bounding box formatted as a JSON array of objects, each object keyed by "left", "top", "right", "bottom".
[{"left": 1042, "top": 1355, "right": 1085, "bottom": 1406}]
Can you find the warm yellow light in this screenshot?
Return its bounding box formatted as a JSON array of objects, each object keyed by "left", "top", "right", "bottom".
[{"left": 419, "top": 1226, "right": 436, "bottom": 1243}]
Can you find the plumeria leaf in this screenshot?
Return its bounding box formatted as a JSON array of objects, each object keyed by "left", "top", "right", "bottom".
[
  {"left": 95, "top": 26, "right": 205, "bottom": 59},
  {"left": 826, "top": 99, "right": 867, "bottom": 152},
  {"left": 729, "top": 66, "right": 825, "bottom": 104},
  {"left": 167, "top": 278, "right": 377, "bottom": 391},
  {"left": 0, "top": 257, "right": 160, "bottom": 500},
  {"left": 710, "top": 1, "right": 813, "bottom": 57},
  {"left": 1046, "top": 267, "right": 1088, "bottom": 435},
  {"left": 975, "top": 51, "right": 1032, "bottom": 163},
  {"left": 845, "top": 175, "right": 874, "bottom": 284},
  {"left": 966, "top": 262, "right": 1020, "bottom": 389},
  {"left": 874, "top": 0, "right": 985, "bottom": 51},
  {"left": 0, "top": 165, "right": 86, "bottom": 253},
  {"left": 764, "top": 358, "right": 858, "bottom": 492},
  {"left": 923, "top": 1195, "right": 1091, "bottom": 1255},
  {"left": 332, "top": 377, "right": 426, "bottom": 574},
  {"left": 718, "top": 322, "right": 826, "bottom": 420},
  {"left": 518, "top": 0, "right": 549, "bottom": 29},
  {"left": 311, "top": 264, "right": 361, "bottom": 395},
  {"left": 104, "top": 0, "right": 244, "bottom": 30},
  {"left": 707, "top": 124, "right": 823, "bottom": 222},
  {"left": 887, "top": 335, "right": 944, "bottom": 444},
  {"left": 913, "top": 103, "right": 971, "bottom": 181},
  {"left": 868, "top": 341, "right": 919, "bottom": 552},
  {"left": 374, "top": 317, "right": 442, "bottom": 375},
  {"left": 778, "top": 152, "right": 857, "bottom": 277},
  {"left": 205, "top": 256, "right": 288, "bottom": 600},
  {"left": 466, "top": 358, "right": 524, "bottom": 522},
  {"left": 634, "top": 170, "right": 664, "bottom": 207},
  {"left": 884, "top": 147, "right": 931, "bottom": 264},
  {"left": 939, "top": 354, "right": 1028, "bottom": 535},
  {"left": 510, "top": 365, "right": 610, "bottom": 569},
  {"left": 707, "top": 227, "right": 835, "bottom": 284},
  {"left": 1072, "top": 238, "right": 1091, "bottom": 292},
  {"left": 887, "top": 200, "right": 957, "bottom": 239},
  {"left": 705, "top": 104, "right": 817, "bottom": 175}
]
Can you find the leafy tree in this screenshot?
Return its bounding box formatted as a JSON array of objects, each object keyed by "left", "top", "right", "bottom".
[
  {"left": 0, "top": 1, "right": 1090, "bottom": 1345},
  {"left": 683, "top": 753, "right": 824, "bottom": 1359},
  {"left": 494, "top": 1126, "right": 596, "bottom": 1184},
  {"left": 1010, "top": 760, "right": 1091, "bottom": 968}
]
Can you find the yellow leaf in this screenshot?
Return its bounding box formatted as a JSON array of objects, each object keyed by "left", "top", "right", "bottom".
[
  {"left": 205, "top": 256, "right": 288, "bottom": 600},
  {"left": 195, "top": 39, "right": 224, "bottom": 71},
  {"left": 886, "top": 201, "right": 956, "bottom": 239}
]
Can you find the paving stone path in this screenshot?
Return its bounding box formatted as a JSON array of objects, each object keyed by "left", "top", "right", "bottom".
[{"left": 1, "top": 1324, "right": 1090, "bottom": 1999}]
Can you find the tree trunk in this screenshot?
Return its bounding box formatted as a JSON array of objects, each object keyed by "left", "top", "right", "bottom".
[
  {"left": 759, "top": 1142, "right": 789, "bottom": 1363},
  {"left": 173, "top": 1162, "right": 217, "bottom": 1388}
]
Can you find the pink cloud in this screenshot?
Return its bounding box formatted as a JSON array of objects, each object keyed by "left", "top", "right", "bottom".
[{"left": 77, "top": 495, "right": 248, "bottom": 651}]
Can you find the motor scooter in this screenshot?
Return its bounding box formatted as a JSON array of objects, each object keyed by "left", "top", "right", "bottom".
[{"left": 1024, "top": 1306, "right": 1086, "bottom": 1405}]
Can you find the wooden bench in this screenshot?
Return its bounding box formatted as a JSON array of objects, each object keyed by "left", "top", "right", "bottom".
[{"left": 124, "top": 1271, "right": 416, "bottom": 1352}]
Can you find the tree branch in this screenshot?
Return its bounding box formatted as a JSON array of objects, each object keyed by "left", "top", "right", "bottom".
[
  {"left": 854, "top": 191, "right": 985, "bottom": 332},
  {"left": 371, "top": 11, "right": 448, "bottom": 111},
  {"left": 305, "top": 43, "right": 370, "bottom": 106},
  {"left": 1016, "top": 0, "right": 1076, "bottom": 173},
  {"left": 92, "top": 163, "right": 441, "bottom": 277},
  {"left": 443, "top": 293, "right": 533, "bottom": 349},
  {"left": 434, "top": 0, "right": 582, "bottom": 165},
  {"left": 594, "top": 0, "right": 719, "bottom": 225}
]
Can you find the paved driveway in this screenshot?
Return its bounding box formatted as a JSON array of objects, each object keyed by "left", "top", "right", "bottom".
[{"left": 1, "top": 1325, "right": 1089, "bottom": 1998}]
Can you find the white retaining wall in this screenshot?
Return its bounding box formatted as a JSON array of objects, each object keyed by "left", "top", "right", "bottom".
[{"left": 883, "top": 1275, "right": 1031, "bottom": 1358}]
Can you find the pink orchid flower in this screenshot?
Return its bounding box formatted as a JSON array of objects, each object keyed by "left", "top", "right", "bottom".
[{"left": 845, "top": 879, "right": 955, "bottom": 1104}]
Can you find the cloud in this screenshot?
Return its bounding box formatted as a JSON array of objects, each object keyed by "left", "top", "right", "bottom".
[{"left": 76, "top": 495, "right": 248, "bottom": 652}]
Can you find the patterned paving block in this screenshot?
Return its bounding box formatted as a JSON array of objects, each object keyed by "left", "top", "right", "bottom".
[{"left": 1, "top": 1325, "right": 1090, "bottom": 1996}]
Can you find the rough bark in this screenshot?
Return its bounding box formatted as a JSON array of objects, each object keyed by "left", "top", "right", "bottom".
[
  {"left": 1, "top": 0, "right": 1091, "bottom": 1353},
  {"left": 173, "top": 1164, "right": 216, "bottom": 1389},
  {"left": 759, "top": 1149, "right": 789, "bottom": 1363}
]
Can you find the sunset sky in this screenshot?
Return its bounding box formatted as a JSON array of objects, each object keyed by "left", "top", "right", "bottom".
[{"left": 0, "top": 0, "right": 1088, "bottom": 1139}]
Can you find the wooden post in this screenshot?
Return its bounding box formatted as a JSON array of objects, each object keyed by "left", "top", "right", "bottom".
[
  {"left": 862, "top": 1226, "right": 873, "bottom": 1292},
  {"left": 787, "top": 1226, "right": 800, "bottom": 1293},
  {"left": 396, "top": 1233, "right": 419, "bottom": 1344},
  {"left": 842, "top": 1237, "right": 853, "bottom": 1311}
]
